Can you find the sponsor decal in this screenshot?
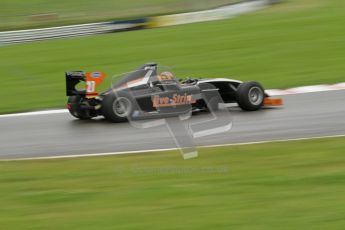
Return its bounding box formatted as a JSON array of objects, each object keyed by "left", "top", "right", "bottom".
[
  {"left": 91, "top": 72, "right": 101, "bottom": 78},
  {"left": 152, "top": 93, "right": 195, "bottom": 107},
  {"left": 85, "top": 71, "right": 106, "bottom": 97}
]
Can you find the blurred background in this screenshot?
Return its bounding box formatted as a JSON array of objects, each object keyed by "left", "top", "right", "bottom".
[
  {"left": 0, "top": 0, "right": 242, "bottom": 30},
  {"left": 1, "top": 1, "right": 345, "bottom": 230}
]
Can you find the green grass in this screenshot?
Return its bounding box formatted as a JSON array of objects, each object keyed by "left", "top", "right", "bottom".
[
  {"left": 1, "top": 0, "right": 345, "bottom": 113},
  {"left": 0, "top": 0, "right": 240, "bottom": 31},
  {"left": 1, "top": 137, "right": 345, "bottom": 229}
]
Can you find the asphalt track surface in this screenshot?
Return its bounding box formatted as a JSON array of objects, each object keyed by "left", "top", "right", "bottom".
[{"left": 0, "top": 90, "right": 344, "bottom": 160}]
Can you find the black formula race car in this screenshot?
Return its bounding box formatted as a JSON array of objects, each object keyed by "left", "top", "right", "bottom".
[{"left": 66, "top": 63, "right": 282, "bottom": 122}]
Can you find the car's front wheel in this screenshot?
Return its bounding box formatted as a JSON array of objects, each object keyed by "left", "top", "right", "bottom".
[{"left": 236, "top": 81, "right": 265, "bottom": 111}]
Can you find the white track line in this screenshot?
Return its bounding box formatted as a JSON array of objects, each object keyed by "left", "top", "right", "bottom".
[
  {"left": 2, "top": 134, "right": 345, "bottom": 161},
  {"left": 265, "top": 82, "right": 345, "bottom": 96},
  {"left": 1, "top": 82, "right": 344, "bottom": 119},
  {"left": 0, "top": 109, "right": 67, "bottom": 118}
]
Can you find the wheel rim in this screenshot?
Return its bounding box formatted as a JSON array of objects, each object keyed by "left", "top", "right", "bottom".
[
  {"left": 113, "top": 97, "right": 131, "bottom": 117},
  {"left": 248, "top": 87, "right": 263, "bottom": 105}
]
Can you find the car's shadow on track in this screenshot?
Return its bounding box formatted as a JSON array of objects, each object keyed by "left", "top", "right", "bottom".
[
  {"left": 68, "top": 106, "right": 282, "bottom": 127},
  {"left": 69, "top": 118, "right": 112, "bottom": 125}
]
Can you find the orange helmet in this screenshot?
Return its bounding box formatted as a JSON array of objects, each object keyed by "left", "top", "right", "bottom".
[{"left": 158, "top": 71, "right": 174, "bottom": 81}]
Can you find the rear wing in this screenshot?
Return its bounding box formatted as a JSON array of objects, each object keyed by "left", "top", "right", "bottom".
[
  {"left": 66, "top": 71, "right": 85, "bottom": 96},
  {"left": 65, "top": 71, "right": 106, "bottom": 97}
]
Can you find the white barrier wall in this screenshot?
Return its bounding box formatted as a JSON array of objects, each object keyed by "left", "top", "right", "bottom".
[
  {"left": 149, "top": 0, "right": 270, "bottom": 28},
  {"left": 0, "top": 0, "right": 271, "bottom": 45},
  {"left": 0, "top": 19, "right": 147, "bottom": 45}
]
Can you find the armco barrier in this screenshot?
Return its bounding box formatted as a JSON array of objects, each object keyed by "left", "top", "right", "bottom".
[
  {"left": 148, "top": 0, "right": 270, "bottom": 28},
  {"left": 0, "top": 18, "right": 147, "bottom": 45},
  {"left": 0, "top": 0, "right": 272, "bottom": 45}
]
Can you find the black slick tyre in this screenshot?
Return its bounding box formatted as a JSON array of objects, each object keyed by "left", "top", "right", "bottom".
[
  {"left": 101, "top": 92, "right": 134, "bottom": 122},
  {"left": 236, "top": 81, "right": 265, "bottom": 111}
]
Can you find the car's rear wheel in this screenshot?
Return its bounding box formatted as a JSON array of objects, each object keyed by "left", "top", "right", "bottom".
[
  {"left": 67, "top": 95, "right": 92, "bottom": 120},
  {"left": 236, "top": 81, "right": 265, "bottom": 111},
  {"left": 101, "top": 93, "right": 134, "bottom": 122}
]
